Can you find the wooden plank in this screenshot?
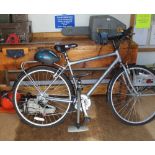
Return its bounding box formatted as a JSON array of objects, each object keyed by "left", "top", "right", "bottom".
[
  {"left": 139, "top": 47, "right": 155, "bottom": 52},
  {"left": 32, "top": 33, "right": 155, "bottom": 52},
  {"left": 0, "top": 83, "right": 119, "bottom": 95},
  {"left": 32, "top": 32, "right": 89, "bottom": 39},
  {"left": 0, "top": 39, "right": 138, "bottom": 70},
  {"left": 0, "top": 37, "right": 138, "bottom": 96},
  {"left": 130, "top": 14, "right": 135, "bottom": 27}
]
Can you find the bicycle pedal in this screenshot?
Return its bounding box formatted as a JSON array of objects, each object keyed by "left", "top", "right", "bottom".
[{"left": 84, "top": 117, "right": 91, "bottom": 123}]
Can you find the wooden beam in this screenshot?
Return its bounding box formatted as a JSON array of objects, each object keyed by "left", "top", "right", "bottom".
[
  {"left": 32, "top": 32, "right": 89, "bottom": 40},
  {"left": 130, "top": 14, "right": 135, "bottom": 27},
  {"left": 139, "top": 47, "right": 155, "bottom": 52}
]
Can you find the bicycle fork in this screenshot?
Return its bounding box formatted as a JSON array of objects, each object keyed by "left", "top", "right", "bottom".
[{"left": 121, "top": 63, "right": 139, "bottom": 95}]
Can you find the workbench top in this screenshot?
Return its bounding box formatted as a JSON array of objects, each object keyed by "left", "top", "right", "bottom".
[{"left": 0, "top": 37, "right": 138, "bottom": 70}]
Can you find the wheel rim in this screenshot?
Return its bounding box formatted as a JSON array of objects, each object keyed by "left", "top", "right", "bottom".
[
  {"left": 110, "top": 67, "right": 155, "bottom": 124},
  {"left": 14, "top": 69, "right": 72, "bottom": 127}
]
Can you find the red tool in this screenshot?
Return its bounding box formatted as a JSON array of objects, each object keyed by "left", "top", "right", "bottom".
[
  {"left": 0, "top": 91, "right": 21, "bottom": 113},
  {"left": 6, "top": 33, "right": 20, "bottom": 44}
]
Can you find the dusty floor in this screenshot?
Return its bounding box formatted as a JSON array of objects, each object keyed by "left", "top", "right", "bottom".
[{"left": 0, "top": 96, "right": 155, "bottom": 141}]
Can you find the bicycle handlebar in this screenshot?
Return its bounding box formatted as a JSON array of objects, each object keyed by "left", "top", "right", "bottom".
[
  {"left": 106, "top": 27, "right": 134, "bottom": 42},
  {"left": 121, "top": 26, "right": 134, "bottom": 40}
]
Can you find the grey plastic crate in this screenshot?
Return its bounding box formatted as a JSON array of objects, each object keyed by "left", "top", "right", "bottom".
[
  {"left": 62, "top": 27, "right": 89, "bottom": 36},
  {"left": 89, "top": 15, "right": 126, "bottom": 42},
  {"left": 61, "top": 15, "right": 126, "bottom": 43}
]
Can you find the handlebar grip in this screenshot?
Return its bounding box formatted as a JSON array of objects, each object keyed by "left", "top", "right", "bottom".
[{"left": 123, "top": 27, "right": 133, "bottom": 36}]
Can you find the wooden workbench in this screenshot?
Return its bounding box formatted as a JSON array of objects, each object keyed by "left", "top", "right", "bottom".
[
  {"left": 0, "top": 35, "right": 138, "bottom": 94},
  {"left": 0, "top": 37, "right": 138, "bottom": 70}
]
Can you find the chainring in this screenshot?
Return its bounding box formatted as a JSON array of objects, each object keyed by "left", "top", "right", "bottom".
[{"left": 74, "top": 94, "right": 91, "bottom": 111}]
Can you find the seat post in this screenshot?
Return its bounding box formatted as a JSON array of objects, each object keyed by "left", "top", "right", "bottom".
[
  {"left": 64, "top": 51, "right": 73, "bottom": 74},
  {"left": 64, "top": 52, "right": 70, "bottom": 63}
]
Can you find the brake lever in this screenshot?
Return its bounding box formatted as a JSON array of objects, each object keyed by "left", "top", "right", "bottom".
[{"left": 131, "top": 33, "right": 135, "bottom": 36}]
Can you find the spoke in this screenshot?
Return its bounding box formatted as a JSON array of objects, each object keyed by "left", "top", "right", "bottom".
[
  {"left": 46, "top": 73, "right": 54, "bottom": 90},
  {"left": 137, "top": 97, "right": 145, "bottom": 121},
  {"left": 133, "top": 105, "right": 138, "bottom": 122},
  {"left": 121, "top": 73, "right": 133, "bottom": 93},
  {"left": 125, "top": 98, "right": 137, "bottom": 121},
  {"left": 113, "top": 93, "right": 135, "bottom": 96},
  {"left": 45, "top": 72, "right": 51, "bottom": 91},
  {"left": 43, "top": 76, "right": 59, "bottom": 94},
  {"left": 33, "top": 112, "right": 39, "bottom": 123},
  {"left": 48, "top": 80, "right": 63, "bottom": 91},
  {"left": 46, "top": 99, "right": 67, "bottom": 111},
  {"left": 47, "top": 115, "right": 52, "bottom": 123},
  {"left": 44, "top": 116, "right": 47, "bottom": 124},
  {"left": 52, "top": 113, "right": 56, "bottom": 121},
  {"left": 117, "top": 97, "right": 134, "bottom": 114},
  {"left": 114, "top": 100, "right": 128, "bottom": 108},
  {"left": 15, "top": 68, "right": 72, "bottom": 127},
  {"left": 49, "top": 89, "right": 68, "bottom": 96},
  {"left": 50, "top": 112, "right": 64, "bottom": 116},
  {"left": 25, "top": 74, "right": 42, "bottom": 94},
  {"left": 51, "top": 102, "right": 67, "bottom": 109},
  {"left": 33, "top": 72, "right": 37, "bottom": 83},
  {"left": 111, "top": 67, "right": 155, "bottom": 124},
  {"left": 37, "top": 71, "right": 40, "bottom": 86},
  {"left": 55, "top": 105, "right": 66, "bottom": 112}
]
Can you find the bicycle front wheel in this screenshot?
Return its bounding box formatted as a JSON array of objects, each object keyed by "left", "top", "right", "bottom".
[
  {"left": 108, "top": 65, "right": 155, "bottom": 125},
  {"left": 13, "top": 66, "right": 74, "bottom": 127}
]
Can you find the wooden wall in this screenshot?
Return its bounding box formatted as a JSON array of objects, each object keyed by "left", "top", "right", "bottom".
[
  {"left": 0, "top": 38, "right": 138, "bottom": 70},
  {"left": 0, "top": 34, "right": 138, "bottom": 94}
]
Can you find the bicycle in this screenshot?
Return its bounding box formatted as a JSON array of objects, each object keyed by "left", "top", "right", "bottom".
[{"left": 13, "top": 27, "right": 155, "bottom": 130}]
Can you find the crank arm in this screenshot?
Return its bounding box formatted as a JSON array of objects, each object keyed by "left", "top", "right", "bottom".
[
  {"left": 81, "top": 102, "right": 91, "bottom": 123},
  {"left": 81, "top": 101, "right": 88, "bottom": 117}
]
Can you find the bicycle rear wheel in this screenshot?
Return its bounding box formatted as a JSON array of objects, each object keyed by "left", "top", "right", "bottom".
[
  {"left": 13, "top": 66, "right": 74, "bottom": 127},
  {"left": 108, "top": 65, "right": 155, "bottom": 125}
]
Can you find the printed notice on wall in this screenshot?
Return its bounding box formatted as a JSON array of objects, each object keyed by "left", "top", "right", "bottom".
[
  {"left": 133, "top": 28, "right": 148, "bottom": 45},
  {"left": 55, "top": 15, "right": 75, "bottom": 29},
  {"left": 135, "top": 14, "right": 152, "bottom": 29},
  {"left": 150, "top": 24, "right": 155, "bottom": 45}
]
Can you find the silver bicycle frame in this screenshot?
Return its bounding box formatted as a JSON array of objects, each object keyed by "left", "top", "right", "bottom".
[
  {"left": 65, "top": 49, "right": 122, "bottom": 97},
  {"left": 21, "top": 49, "right": 137, "bottom": 103}
]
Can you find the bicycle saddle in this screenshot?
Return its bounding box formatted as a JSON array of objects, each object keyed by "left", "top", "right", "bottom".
[{"left": 54, "top": 43, "right": 78, "bottom": 53}]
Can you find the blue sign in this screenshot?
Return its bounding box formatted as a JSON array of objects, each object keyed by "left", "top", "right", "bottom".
[{"left": 55, "top": 15, "right": 75, "bottom": 29}]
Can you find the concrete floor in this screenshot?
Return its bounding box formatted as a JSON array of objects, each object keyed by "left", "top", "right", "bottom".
[
  {"left": 0, "top": 113, "right": 19, "bottom": 140},
  {"left": 0, "top": 96, "right": 155, "bottom": 141}
]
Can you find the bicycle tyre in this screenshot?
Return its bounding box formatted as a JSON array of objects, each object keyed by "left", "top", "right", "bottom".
[
  {"left": 107, "top": 65, "right": 155, "bottom": 125},
  {"left": 13, "top": 66, "right": 74, "bottom": 128}
]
